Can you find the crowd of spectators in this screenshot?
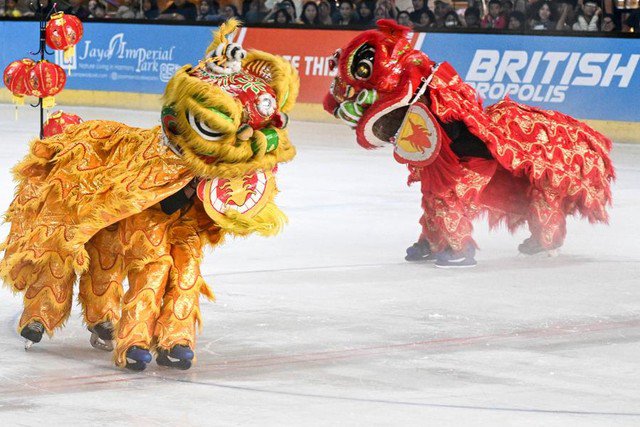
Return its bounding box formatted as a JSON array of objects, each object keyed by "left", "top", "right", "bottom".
[{"left": 2, "top": 0, "right": 638, "bottom": 32}]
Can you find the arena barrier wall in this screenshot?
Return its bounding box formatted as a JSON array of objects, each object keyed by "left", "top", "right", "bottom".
[{"left": 1, "top": 20, "right": 639, "bottom": 142}]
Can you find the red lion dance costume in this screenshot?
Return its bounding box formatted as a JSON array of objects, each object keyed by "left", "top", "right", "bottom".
[{"left": 324, "top": 21, "right": 614, "bottom": 268}]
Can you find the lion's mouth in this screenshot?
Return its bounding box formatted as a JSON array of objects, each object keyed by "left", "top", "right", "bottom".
[
  {"left": 203, "top": 170, "right": 268, "bottom": 215},
  {"left": 355, "top": 82, "right": 418, "bottom": 149},
  {"left": 370, "top": 106, "right": 408, "bottom": 143}
]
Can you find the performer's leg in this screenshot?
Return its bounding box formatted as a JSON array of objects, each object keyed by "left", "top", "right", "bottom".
[
  {"left": 420, "top": 200, "right": 448, "bottom": 253},
  {"left": 422, "top": 194, "right": 477, "bottom": 268},
  {"left": 113, "top": 207, "right": 174, "bottom": 370},
  {"left": 405, "top": 192, "right": 452, "bottom": 262},
  {"left": 154, "top": 211, "right": 217, "bottom": 369},
  {"left": 154, "top": 236, "right": 208, "bottom": 369},
  {"left": 78, "top": 224, "right": 125, "bottom": 350},
  {"left": 422, "top": 195, "right": 475, "bottom": 252},
  {"left": 405, "top": 214, "right": 435, "bottom": 262},
  {"left": 113, "top": 256, "right": 172, "bottom": 369},
  {"left": 521, "top": 188, "right": 566, "bottom": 254},
  {"left": 19, "top": 257, "right": 75, "bottom": 344}
]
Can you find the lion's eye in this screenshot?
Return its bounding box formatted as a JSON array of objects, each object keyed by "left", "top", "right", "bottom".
[
  {"left": 355, "top": 62, "right": 372, "bottom": 79},
  {"left": 256, "top": 94, "right": 276, "bottom": 117},
  {"left": 350, "top": 44, "right": 375, "bottom": 81},
  {"left": 187, "top": 111, "right": 224, "bottom": 141}
]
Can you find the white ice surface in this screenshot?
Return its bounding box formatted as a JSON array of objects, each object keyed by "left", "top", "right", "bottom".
[{"left": 0, "top": 105, "right": 638, "bottom": 426}]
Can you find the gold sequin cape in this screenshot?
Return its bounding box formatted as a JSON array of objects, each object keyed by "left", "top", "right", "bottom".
[{"left": 1, "top": 121, "right": 196, "bottom": 295}]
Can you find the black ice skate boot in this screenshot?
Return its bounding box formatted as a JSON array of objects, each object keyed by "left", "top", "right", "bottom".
[
  {"left": 518, "top": 236, "right": 560, "bottom": 256},
  {"left": 434, "top": 245, "right": 477, "bottom": 269},
  {"left": 156, "top": 345, "right": 194, "bottom": 370},
  {"left": 405, "top": 240, "right": 435, "bottom": 262},
  {"left": 125, "top": 346, "right": 152, "bottom": 371},
  {"left": 88, "top": 321, "right": 114, "bottom": 351},
  {"left": 21, "top": 321, "right": 45, "bottom": 350}
]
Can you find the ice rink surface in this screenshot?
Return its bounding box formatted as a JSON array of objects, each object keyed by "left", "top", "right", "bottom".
[{"left": 0, "top": 105, "right": 638, "bottom": 426}]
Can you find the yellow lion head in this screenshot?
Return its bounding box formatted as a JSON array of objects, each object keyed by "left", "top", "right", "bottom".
[{"left": 161, "top": 19, "right": 299, "bottom": 180}]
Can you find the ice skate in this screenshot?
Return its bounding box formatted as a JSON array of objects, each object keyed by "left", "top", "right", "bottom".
[
  {"left": 156, "top": 345, "right": 195, "bottom": 370},
  {"left": 434, "top": 245, "right": 477, "bottom": 269},
  {"left": 21, "top": 321, "right": 44, "bottom": 350},
  {"left": 518, "top": 236, "right": 560, "bottom": 257},
  {"left": 405, "top": 240, "right": 436, "bottom": 262},
  {"left": 88, "top": 321, "right": 114, "bottom": 352},
  {"left": 125, "top": 346, "right": 152, "bottom": 371}
]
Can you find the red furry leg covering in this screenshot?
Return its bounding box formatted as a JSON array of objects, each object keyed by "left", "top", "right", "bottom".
[
  {"left": 420, "top": 192, "right": 476, "bottom": 253},
  {"left": 413, "top": 148, "right": 495, "bottom": 253},
  {"left": 527, "top": 187, "right": 567, "bottom": 250}
]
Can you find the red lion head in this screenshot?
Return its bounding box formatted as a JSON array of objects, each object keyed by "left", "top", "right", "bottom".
[{"left": 324, "top": 20, "right": 436, "bottom": 150}]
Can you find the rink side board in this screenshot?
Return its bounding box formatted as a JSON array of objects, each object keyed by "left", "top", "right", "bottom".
[{"left": 1, "top": 21, "right": 638, "bottom": 142}]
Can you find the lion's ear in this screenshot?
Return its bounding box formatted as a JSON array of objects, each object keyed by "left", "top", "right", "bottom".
[
  {"left": 205, "top": 18, "right": 242, "bottom": 57},
  {"left": 243, "top": 50, "right": 299, "bottom": 113}
]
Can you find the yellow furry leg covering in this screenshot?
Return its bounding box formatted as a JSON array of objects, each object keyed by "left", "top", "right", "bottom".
[
  {"left": 113, "top": 206, "right": 174, "bottom": 367},
  {"left": 78, "top": 225, "right": 125, "bottom": 328},
  {"left": 154, "top": 227, "right": 210, "bottom": 352},
  {"left": 154, "top": 207, "right": 218, "bottom": 354},
  {"left": 4, "top": 211, "right": 79, "bottom": 335},
  {"left": 18, "top": 255, "right": 75, "bottom": 334}
]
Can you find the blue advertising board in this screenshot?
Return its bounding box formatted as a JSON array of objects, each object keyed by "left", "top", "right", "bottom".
[
  {"left": 418, "top": 33, "right": 640, "bottom": 122},
  {"left": 0, "top": 21, "right": 214, "bottom": 94},
  {"left": 1, "top": 21, "right": 639, "bottom": 122}
]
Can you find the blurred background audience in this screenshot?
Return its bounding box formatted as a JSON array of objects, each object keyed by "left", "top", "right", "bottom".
[{"left": 2, "top": 0, "right": 637, "bottom": 32}]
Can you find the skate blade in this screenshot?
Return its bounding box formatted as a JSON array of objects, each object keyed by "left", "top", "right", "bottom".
[
  {"left": 156, "top": 353, "right": 193, "bottom": 370},
  {"left": 24, "top": 339, "right": 34, "bottom": 350},
  {"left": 90, "top": 333, "right": 114, "bottom": 351},
  {"left": 434, "top": 262, "right": 477, "bottom": 269},
  {"left": 157, "top": 357, "right": 192, "bottom": 370},
  {"left": 125, "top": 360, "right": 148, "bottom": 371},
  {"left": 405, "top": 256, "right": 436, "bottom": 263},
  {"left": 518, "top": 249, "right": 561, "bottom": 258}
]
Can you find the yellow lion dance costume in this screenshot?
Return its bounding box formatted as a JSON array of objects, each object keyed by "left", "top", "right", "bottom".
[{"left": 1, "top": 20, "right": 299, "bottom": 370}]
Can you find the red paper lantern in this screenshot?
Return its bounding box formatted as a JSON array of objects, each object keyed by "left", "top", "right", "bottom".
[
  {"left": 45, "top": 12, "right": 83, "bottom": 60},
  {"left": 43, "top": 111, "right": 82, "bottom": 137},
  {"left": 3, "top": 58, "right": 35, "bottom": 105},
  {"left": 26, "top": 60, "right": 67, "bottom": 109}
]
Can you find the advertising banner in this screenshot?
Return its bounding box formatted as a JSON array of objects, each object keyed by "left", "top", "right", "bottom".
[
  {"left": 230, "top": 28, "right": 426, "bottom": 104},
  {"left": 0, "top": 21, "right": 212, "bottom": 94},
  {"left": 1, "top": 21, "right": 638, "bottom": 122},
  {"left": 229, "top": 27, "right": 360, "bottom": 104},
  {"left": 419, "top": 33, "right": 640, "bottom": 122}
]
